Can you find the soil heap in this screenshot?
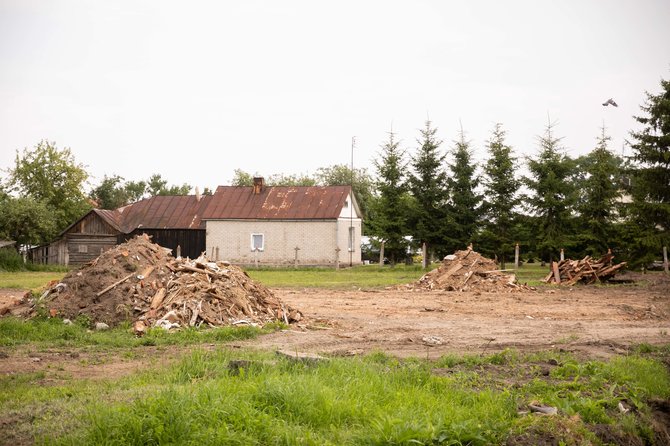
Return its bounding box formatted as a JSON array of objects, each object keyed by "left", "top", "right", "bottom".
[
  {"left": 42, "top": 235, "right": 301, "bottom": 328},
  {"left": 406, "top": 247, "right": 531, "bottom": 292}
]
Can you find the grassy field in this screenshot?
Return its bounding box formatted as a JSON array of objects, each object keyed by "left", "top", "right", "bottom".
[
  {"left": 0, "top": 271, "right": 66, "bottom": 291},
  {"left": 1, "top": 336, "right": 668, "bottom": 445},
  {"left": 2, "top": 265, "right": 668, "bottom": 444},
  {"left": 0, "top": 262, "right": 553, "bottom": 291}
]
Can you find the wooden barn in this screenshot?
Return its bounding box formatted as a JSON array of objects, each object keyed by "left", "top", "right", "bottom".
[{"left": 30, "top": 195, "right": 211, "bottom": 265}]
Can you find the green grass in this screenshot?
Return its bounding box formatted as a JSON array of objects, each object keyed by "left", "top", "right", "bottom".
[
  {"left": 0, "top": 271, "right": 66, "bottom": 291},
  {"left": 247, "top": 264, "right": 430, "bottom": 288},
  {"left": 2, "top": 348, "right": 667, "bottom": 445},
  {"left": 0, "top": 316, "right": 273, "bottom": 349},
  {"left": 1, "top": 264, "right": 553, "bottom": 292},
  {"left": 512, "top": 263, "right": 550, "bottom": 286}
]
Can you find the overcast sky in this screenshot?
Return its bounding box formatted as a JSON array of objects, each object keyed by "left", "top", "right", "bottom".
[{"left": 1, "top": 0, "right": 669, "bottom": 192}]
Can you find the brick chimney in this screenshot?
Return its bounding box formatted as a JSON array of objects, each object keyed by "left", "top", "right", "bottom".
[{"left": 253, "top": 177, "right": 265, "bottom": 195}]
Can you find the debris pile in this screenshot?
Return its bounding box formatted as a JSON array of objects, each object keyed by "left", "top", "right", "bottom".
[
  {"left": 41, "top": 235, "right": 301, "bottom": 329},
  {"left": 406, "top": 247, "right": 531, "bottom": 292},
  {"left": 543, "top": 253, "right": 626, "bottom": 285}
]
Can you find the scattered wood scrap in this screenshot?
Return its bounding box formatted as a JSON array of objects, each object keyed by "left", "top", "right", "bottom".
[
  {"left": 404, "top": 247, "right": 533, "bottom": 292},
  {"left": 40, "top": 234, "right": 302, "bottom": 329},
  {"left": 543, "top": 253, "right": 626, "bottom": 285}
]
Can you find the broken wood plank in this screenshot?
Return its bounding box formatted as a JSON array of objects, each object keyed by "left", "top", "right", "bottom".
[
  {"left": 150, "top": 288, "right": 166, "bottom": 309},
  {"left": 96, "top": 273, "right": 135, "bottom": 297},
  {"left": 552, "top": 261, "right": 561, "bottom": 284}
]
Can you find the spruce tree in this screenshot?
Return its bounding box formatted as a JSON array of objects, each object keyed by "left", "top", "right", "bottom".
[
  {"left": 447, "top": 126, "right": 482, "bottom": 252},
  {"left": 408, "top": 120, "right": 448, "bottom": 261},
  {"left": 625, "top": 76, "right": 670, "bottom": 266},
  {"left": 524, "top": 120, "right": 577, "bottom": 262},
  {"left": 369, "top": 131, "right": 410, "bottom": 263},
  {"left": 576, "top": 126, "right": 622, "bottom": 256},
  {"left": 480, "top": 123, "right": 521, "bottom": 268}
]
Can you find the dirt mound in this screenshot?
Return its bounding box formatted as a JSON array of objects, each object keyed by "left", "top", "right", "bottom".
[
  {"left": 405, "top": 247, "right": 532, "bottom": 292},
  {"left": 41, "top": 235, "right": 301, "bottom": 328}
]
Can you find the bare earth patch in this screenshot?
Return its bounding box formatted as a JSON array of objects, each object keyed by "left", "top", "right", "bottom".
[{"left": 237, "top": 273, "right": 670, "bottom": 359}]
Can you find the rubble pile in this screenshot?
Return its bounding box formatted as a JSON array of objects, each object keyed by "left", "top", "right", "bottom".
[
  {"left": 543, "top": 252, "right": 627, "bottom": 285},
  {"left": 41, "top": 235, "right": 301, "bottom": 329},
  {"left": 406, "top": 247, "right": 531, "bottom": 292}
]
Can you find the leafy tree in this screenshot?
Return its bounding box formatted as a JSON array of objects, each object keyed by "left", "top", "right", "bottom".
[
  {"left": 315, "top": 164, "right": 374, "bottom": 219},
  {"left": 407, "top": 120, "right": 448, "bottom": 261},
  {"left": 624, "top": 76, "right": 670, "bottom": 266},
  {"left": 146, "top": 173, "right": 191, "bottom": 196},
  {"left": 369, "top": 131, "right": 410, "bottom": 263},
  {"left": 480, "top": 123, "right": 521, "bottom": 267},
  {"left": 6, "top": 140, "right": 91, "bottom": 232},
  {"left": 447, "top": 126, "right": 482, "bottom": 253},
  {"left": 124, "top": 180, "right": 147, "bottom": 202},
  {"left": 575, "top": 127, "right": 623, "bottom": 256},
  {"left": 231, "top": 169, "right": 316, "bottom": 187},
  {"left": 90, "top": 175, "right": 131, "bottom": 209},
  {"left": 231, "top": 169, "right": 254, "bottom": 186},
  {"left": 0, "top": 196, "right": 57, "bottom": 246},
  {"left": 524, "top": 121, "right": 577, "bottom": 262},
  {"left": 266, "top": 173, "right": 316, "bottom": 186}
]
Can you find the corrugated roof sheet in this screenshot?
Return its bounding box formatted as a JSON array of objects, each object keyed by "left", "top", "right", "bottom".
[
  {"left": 117, "top": 195, "right": 212, "bottom": 231},
  {"left": 89, "top": 195, "right": 212, "bottom": 233},
  {"left": 202, "top": 186, "right": 351, "bottom": 220}
]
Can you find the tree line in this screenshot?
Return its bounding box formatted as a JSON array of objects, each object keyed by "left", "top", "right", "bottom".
[{"left": 1, "top": 77, "right": 668, "bottom": 268}]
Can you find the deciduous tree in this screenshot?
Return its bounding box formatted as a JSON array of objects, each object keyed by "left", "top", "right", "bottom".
[{"left": 7, "top": 140, "right": 90, "bottom": 232}]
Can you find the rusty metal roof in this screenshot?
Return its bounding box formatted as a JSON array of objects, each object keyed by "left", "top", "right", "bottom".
[
  {"left": 202, "top": 186, "right": 352, "bottom": 220},
  {"left": 88, "top": 195, "right": 212, "bottom": 233},
  {"left": 116, "top": 195, "right": 212, "bottom": 231}
]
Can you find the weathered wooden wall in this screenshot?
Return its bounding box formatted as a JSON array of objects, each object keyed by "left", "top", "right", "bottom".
[
  {"left": 65, "top": 234, "right": 117, "bottom": 264},
  {"left": 123, "top": 229, "right": 206, "bottom": 259}
]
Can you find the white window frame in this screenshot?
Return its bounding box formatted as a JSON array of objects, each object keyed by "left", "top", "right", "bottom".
[
  {"left": 348, "top": 226, "right": 355, "bottom": 252},
  {"left": 251, "top": 233, "right": 264, "bottom": 252}
]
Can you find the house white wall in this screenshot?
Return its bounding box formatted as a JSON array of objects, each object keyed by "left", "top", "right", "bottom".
[{"left": 206, "top": 218, "right": 362, "bottom": 266}]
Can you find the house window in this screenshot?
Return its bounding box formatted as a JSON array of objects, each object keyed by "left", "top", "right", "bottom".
[
  {"left": 343, "top": 200, "right": 349, "bottom": 208},
  {"left": 251, "top": 233, "right": 264, "bottom": 252},
  {"left": 78, "top": 245, "right": 88, "bottom": 253},
  {"left": 348, "top": 226, "right": 355, "bottom": 252}
]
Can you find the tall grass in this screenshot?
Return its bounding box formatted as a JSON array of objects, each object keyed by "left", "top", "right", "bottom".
[{"left": 24, "top": 348, "right": 669, "bottom": 445}]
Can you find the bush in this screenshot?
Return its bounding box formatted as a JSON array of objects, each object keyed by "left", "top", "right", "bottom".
[{"left": 0, "top": 248, "right": 25, "bottom": 271}]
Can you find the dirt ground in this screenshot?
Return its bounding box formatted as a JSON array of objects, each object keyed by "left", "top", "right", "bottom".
[
  {"left": 238, "top": 272, "right": 670, "bottom": 359},
  {"left": 1, "top": 272, "right": 669, "bottom": 382}
]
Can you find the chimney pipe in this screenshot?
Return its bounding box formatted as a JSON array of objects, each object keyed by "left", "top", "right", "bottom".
[
  {"left": 253, "top": 177, "right": 265, "bottom": 195},
  {"left": 195, "top": 186, "right": 201, "bottom": 202}
]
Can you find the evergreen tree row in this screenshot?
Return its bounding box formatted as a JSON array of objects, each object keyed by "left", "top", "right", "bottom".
[{"left": 369, "top": 77, "right": 670, "bottom": 268}]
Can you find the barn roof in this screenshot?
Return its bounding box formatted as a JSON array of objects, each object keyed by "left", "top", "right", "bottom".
[
  {"left": 202, "top": 185, "right": 355, "bottom": 220},
  {"left": 114, "top": 195, "right": 212, "bottom": 231}
]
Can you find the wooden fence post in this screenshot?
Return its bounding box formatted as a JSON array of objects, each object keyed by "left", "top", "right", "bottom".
[
  {"left": 514, "top": 243, "right": 520, "bottom": 269},
  {"left": 379, "top": 241, "right": 385, "bottom": 266},
  {"left": 422, "top": 242, "right": 427, "bottom": 269},
  {"left": 664, "top": 246, "right": 669, "bottom": 274}
]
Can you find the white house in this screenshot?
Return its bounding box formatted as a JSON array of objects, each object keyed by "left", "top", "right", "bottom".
[{"left": 202, "top": 178, "right": 362, "bottom": 266}]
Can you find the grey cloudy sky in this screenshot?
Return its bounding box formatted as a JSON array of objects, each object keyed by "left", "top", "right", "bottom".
[{"left": 1, "top": 0, "right": 669, "bottom": 192}]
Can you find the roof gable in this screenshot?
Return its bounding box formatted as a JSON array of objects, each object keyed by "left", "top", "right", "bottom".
[{"left": 202, "top": 186, "right": 352, "bottom": 220}]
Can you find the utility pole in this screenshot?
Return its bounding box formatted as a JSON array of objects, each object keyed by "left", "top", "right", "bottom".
[{"left": 350, "top": 136, "right": 355, "bottom": 267}]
